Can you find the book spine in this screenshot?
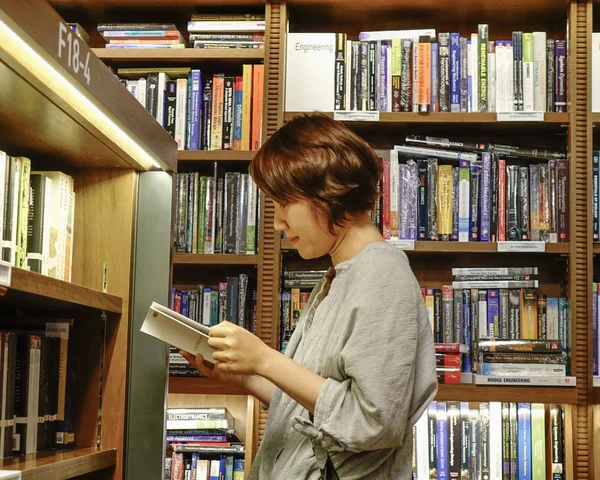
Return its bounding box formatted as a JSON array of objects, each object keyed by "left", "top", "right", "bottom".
[
  {"left": 519, "top": 165, "right": 530, "bottom": 240},
  {"left": 478, "top": 24, "right": 488, "bottom": 111},
  {"left": 391, "top": 39, "right": 401, "bottom": 112},
  {"left": 460, "top": 37, "right": 468, "bottom": 112},
  {"left": 470, "top": 162, "right": 481, "bottom": 241},
  {"left": 400, "top": 39, "right": 412, "bottom": 112},
  {"left": 368, "top": 41, "right": 377, "bottom": 110},
  {"left": 334, "top": 33, "right": 346, "bottom": 111},
  {"left": 222, "top": 75, "right": 234, "bottom": 150},
  {"left": 431, "top": 41, "right": 439, "bottom": 112},
  {"left": 417, "top": 160, "right": 428, "bottom": 241},
  {"left": 554, "top": 40, "right": 567, "bottom": 112},
  {"left": 458, "top": 160, "right": 470, "bottom": 242},
  {"left": 488, "top": 41, "right": 496, "bottom": 112},
  {"left": 556, "top": 160, "right": 568, "bottom": 242},
  {"left": 428, "top": 402, "right": 438, "bottom": 476},
  {"left": 437, "top": 402, "right": 449, "bottom": 480},
  {"left": 418, "top": 36, "right": 431, "bottom": 112},
  {"left": 202, "top": 78, "right": 213, "bottom": 150},
  {"left": 548, "top": 160, "right": 558, "bottom": 243},
  {"left": 450, "top": 33, "right": 461, "bottom": 112},
  {"left": 546, "top": 39, "right": 555, "bottom": 112},
  {"left": 480, "top": 152, "right": 492, "bottom": 241},
  {"left": 539, "top": 163, "right": 551, "bottom": 242},
  {"left": 427, "top": 159, "right": 438, "bottom": 240},
  {"left": 437, "top": 165, "right": 453, "bottom": 241},
  {"left": 533, "top": 32, "right": 547, "bottom": 112},
  {"left": 452, "top": 166, "right": 459, "bottom": 241},
  {"left": 439, "top": 33, "right": 450, "bottom": 112},
  {"left": 210, "top": 74, "right": 224, "bottom": 150},
  {"left": 522, "top": 33, "right": 534, "bottom": 111},
  {"left": 551, "top": 405, "right": 565, "bottom": 480}
]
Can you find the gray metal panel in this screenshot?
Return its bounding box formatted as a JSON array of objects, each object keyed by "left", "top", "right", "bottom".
[{"left": 125, "top": 171, "right": 172, "bottom": 480}]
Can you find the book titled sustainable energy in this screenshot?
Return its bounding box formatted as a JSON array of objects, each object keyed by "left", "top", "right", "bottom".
[{"left": 141, "top": 301, "right": 216, "bottom": 363}]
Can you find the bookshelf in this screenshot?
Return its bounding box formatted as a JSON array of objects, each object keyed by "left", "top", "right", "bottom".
[
  {"left": 48, "top": 0, "right": 598, "bottom": 479},
  {"left": 0, "top": 1, "right": 176, "bottom": 480},
  {"left": 92, "top": 48, "right": 264, "bottom": 63}
]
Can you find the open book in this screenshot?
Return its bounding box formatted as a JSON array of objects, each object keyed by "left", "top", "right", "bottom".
[{"left": 141, "top": 301, "right": 216, "bottom": 363}]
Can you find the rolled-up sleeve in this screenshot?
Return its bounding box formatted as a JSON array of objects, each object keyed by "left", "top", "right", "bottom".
[{"left": 292, "top": 268, "right": 422, "bottom": 454}]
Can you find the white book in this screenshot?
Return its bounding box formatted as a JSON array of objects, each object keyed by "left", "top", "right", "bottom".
[
  {"left": 471, "top": 33, "right": 479, "bottom": 112},
  {"left": 285, "top": 33, "right": 336, "bottom": 112},
  {"left": 505, "top": 42, "right": 515, "bottom": 112},
  {"left": 156, "top": 72, "right": 171, "bottom": 127},
  {"left": 494, "top": 42, "right": 505, "bottom": 112},
  {"left": 415, "top": 411, "right": 429, "bottom": 480},
  {"left": 523, "top": 33, "right": 535, "bottom": 111},
  {"left": 0, "top": 152, "right": 6, "bottom": 242},
  {"left": 593, "top": 33, "right": 600, "bottom": 112},
  {"left": 202, "top": 289, "right": 212, "bottom": 327},
  {"left": 458, "top": 164, "right": 470, "bottom": 242},
  {"left": 479, "top": 296, "right": 488, "bottom": 337},
  {"left": 412, "top": 42, "right": 419, "bottom": 111},
  {"left": 533, "top": 32, "right": 547, "bottom": 112},
  {"left": 126, "top": 79, "right": 138, "bottom": 98},
  {"left": 489, "top": 402, "right": 503, "bottom": 480},
  {"left": 474, "top": 375, "right": 576, "bottom": 386},
  {"left": 175, "top": 78, "right": 188, "bottom": 150},
  {"left": 187, "top": 20, "right": 265, "bottom": 32},
  {"left": 488, "top": 50, "right": 496, "bottom": 112},
  {"left": 467, "top": 40, "right": 474, "bottom": 112},
  {"left": 135, "top": 77, "right": 147, "bottom": 107},
  {"left": 140, "top": 301, "right": 216, "bottom": 363},
  {"left": 246, "top": 175, "right": 257, "bottom": 254},
  {"left": 7, "top": 157, "right": 20, "bottom": 266},
  {"left": 345, "top": 39, "right": 352, "bottom": 110}
]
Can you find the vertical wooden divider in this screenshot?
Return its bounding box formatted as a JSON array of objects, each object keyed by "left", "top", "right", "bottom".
[{"left": 570, "top": 1, "right": 593, "bottom": 479}]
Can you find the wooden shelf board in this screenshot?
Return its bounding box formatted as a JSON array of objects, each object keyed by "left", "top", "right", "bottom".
[
  {"left": 93, "top": 48, "right": 264, "bottom": 63},
  {"left": 280, "top": 238, "right": 569, "bottom": 254},
  {"left": 51, "top": 0, "right": 264, "bottom": 6},
  {"left": 178, "top": 150, "right": 256, "bottom": 162},
  {"left": 0, "top": 448, "right": 116, "bottom": 480},
  {"left": 436, "top": 384, "right": 577, "bottom": 404},
  {"left": 0, "top": 1, "right": 177, "bottom": 172},
  {"left": 284, "top": 111, "right": 569, "bottom": 125},
  {"left": 169, "top": 376, "right": 249, "bottom": 395},
  {"left": 1, "top": 268, "right": 122, "bottom": 314},
  {"left": 172, "top": 254, "right": 260, "bottom": 266}
]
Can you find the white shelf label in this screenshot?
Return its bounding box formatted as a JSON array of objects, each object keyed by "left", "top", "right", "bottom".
[
  {"left": 0, "top": 260, "right": 11, "bottom": 288},
  {"left": 594, "top": 376, "right": 600, "bottom": 387},
  {"left": 57, "top": 22, "right": 92, "bottom": 85},
  {"left": 497, "top": 111, "right": 544, "bottom": 122},
  {"left": 497, "top": 241, "right": 546, "bottom": 253},
  {"left": 333, "top": 111, "right": 380, "bottom": 122},
  {"left": 387, "top": 239, "right": 415, "bottom": 251}
]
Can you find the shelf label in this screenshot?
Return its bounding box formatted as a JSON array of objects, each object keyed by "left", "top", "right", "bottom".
[
  {"left": 497, "top": 241, "right": 546, "bottom": 253},
  {"left": 387, "top": 239, "right": 415, "bottom": 251},
  {"left": 46, "top": 322, "right": 70, "bottom": 340},
  {"left": 497, "top": 111, "right": 544, "bottom": 122},
  {"left": 57, "top": 22, "right": 91, "bottom": 85},
  {"left": 333, "top": 111, "right": 380, "bottom": 122},
  {"left": 102, "top": 262, "right": 109, "bottom": 293},
  {"left": 0, "top": 260, "right": 11, "bottom": 288}
]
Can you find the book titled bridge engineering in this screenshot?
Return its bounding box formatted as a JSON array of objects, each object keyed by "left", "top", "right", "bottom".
[{"left": 141, "top": 301, "right": 216, "bottom": 363}]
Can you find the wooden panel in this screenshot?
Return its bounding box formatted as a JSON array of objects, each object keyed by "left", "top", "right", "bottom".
[
  {"left": 93, "top": 48, "right": 264, "bottom": 64},
  {"left": 281, "top": 238, "right": 570, "bottom": 254},
  {"left": 71, "top": 168, "right": 137, "bottom": 480},
  {"left": 436, "top": 384, "right": 577, "bottom": 404},
  {"left": 0, "top": 0, "right": 177, "bottom": 171},
  {"left": 284, "top": 111, "right": 570, "bottom": 125},
  {"left": 169, "top": 377, "right": 249, "bottom": 396},
  {"left": 568, "top": 3, "right": 592, "bottom": 480},
  {"left": 0, "top": 268, "right": 122, "bottom": 314},
  {"left": 167, "top": 394, "right": 250, "bottom": 464},
  {"left": 244, "top": 397, "right": 260, "bottom": 475},
  {"left": 255, "top": 0, "right": 285, "bottom": 351},
  {"left": 51, "top": 0, "right": 264, "bottom": 7},
  {"left": 0, "top": 448, "right": 116, "bottom": 480},
  {"left": 178, "top": 150, "right": 256, "bottom": 162},
  {"left": 172, "top": 254, "right": 261, "bottom": 266}
]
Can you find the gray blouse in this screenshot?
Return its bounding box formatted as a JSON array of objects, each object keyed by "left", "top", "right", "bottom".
[{"left": 248, "top": 241, "right": 438, "bottom": 479}]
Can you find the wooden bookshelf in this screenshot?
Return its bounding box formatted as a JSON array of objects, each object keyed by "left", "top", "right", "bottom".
[
  {"left": 169, "top": 377, "right": 249, "bottom": 396},
  {"left": 436, "top": 384, "right": 578, "bottom": 404},
  {"left": 172, "top": 254, "right": 261, "bottom": 266},
  {"left": 92, "top": 48, "right": 264, "bottom": 64},
  {"left": 284, "top": 111, "right": 570, "bottom": 125},
  {"left": 0, "top": 268, "right": 122, "bottom": 314},
  {"left": 178, "top": 150, "right": 256, "bottom": 162},
  {"left": 280, "top": 238, "right": 571, "bottom": 254},
  {"left": 0, "top": 448, "right": 116, "bottom": 480}
]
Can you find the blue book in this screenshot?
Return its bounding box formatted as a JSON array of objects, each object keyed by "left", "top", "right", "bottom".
[
  {"left": 487, "top": 289, "right": 499, "bottom": 337},
  {"left": 558, "top": 297, "right": 569, "bottom": 372},
  {"left": 467, "top": 40, "right": 473, "bottom": 111},
  {"left": 431, "top": 42, "right": 439, "bottom": 111},
  {"left": 517, "top": 403, "right": 532, "bottom": 480},
  {"left": 479, "top": 152, "right": 493, "bottom": 242},
  {"left": 233, "top": 77, "right": 243, "bottom": 148},
  {"left": 450, "top": 33, "right": 461, "bottom": 111},
  {"left": 462, "top": 290, "right": 472, "bottom": 373},
  {"left": 594, "top": 285, "right": 598, "bottom": 376},
  {"left": 436, "top": 402, "right": 449, "bottom": 480},
  {"left": 181, "top": 290, "right": 189, "bottom": 318},
  {"left": 594, "top": 152, "right": 599, "bottom": 241},
  {"left": 188, "top": 69, "right": 203, "bottom": 150}
]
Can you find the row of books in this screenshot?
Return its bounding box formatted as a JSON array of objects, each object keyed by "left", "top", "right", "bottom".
[
  {"left": 0, "top": 323, "right": 76, "bottom": 459},
  {"left": 165, "top": 407, "right": 244, "bottom": 480},
  {"left": 173, "top": 170, "right": 260, "bottom": 255},
  {"left": 411, "top": 402, "right": 565, "bottom": 480},
  {"left": 374, "top": 137, "right": 568, "bottom": 243},
  {"left": 0, "top": 153, "right": 75, "bottom": 281},
  {"left": 98, "top": 14, "right": 265, "bottom": 50},
  {"left": 285, "top": 28, "right": 566, "bottom": 113},
  {"left": 119, "top": 66, "right": 264, "bottom": 152}
]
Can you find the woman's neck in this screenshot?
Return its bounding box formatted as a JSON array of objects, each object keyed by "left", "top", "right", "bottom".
[{"left": 328, "top": 214, "right": 384, "bottom": 266}]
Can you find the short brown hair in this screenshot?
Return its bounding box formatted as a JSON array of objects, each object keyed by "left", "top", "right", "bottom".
[{"left": 249, "top": 112, "right": 382, "bottom": 233}]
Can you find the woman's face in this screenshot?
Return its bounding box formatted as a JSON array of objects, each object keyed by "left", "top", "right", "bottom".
[{"left": 273, "top": 199, "right": 337, "bottom": 259}]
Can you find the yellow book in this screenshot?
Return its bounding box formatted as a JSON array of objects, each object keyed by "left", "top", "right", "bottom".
[
  {"left": 241, "top": 64, "right": 253, "bottom": 151},
  {"left": 437, "top": 165, "right": 453, "bottom": 240},
  {"left": 520, "top": 288, "right": 538, "bottom": 339}
]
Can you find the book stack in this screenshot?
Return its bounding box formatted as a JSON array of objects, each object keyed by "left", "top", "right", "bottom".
[
  {"left": 422, "top": 266, "right": 571, "bottom": 385},
  {"left": 98, "top": 23, "right": 185, "bottom": 49},
  {"left": 279, "top": 269, "right": 326, "bottom": 352},
  {"left": 0, "top": 152, "right": 75, "bottom": 281},
  {"left": 119, "top": 65, "right": 264, "bottom": 151},
  {"left": 165, "top": 408, "right": 244, "bottom": 480},
  {"left": 187, "top": 13, "right": 265, "bottom": 49},
  {"left": 285, "top": 27, "right": 567, "bottom": 113},
  {"left": 411, "top": 402, "right": 565, "bottom": 480},
  {"left": 434, "top": 343, "right": 465, "bottom": 385},
  {"left": 374, "top": 137, "right": 568, "bottom": 243},
  {"left": 173, "top": 170, "right": 259, "bottom": 255}
]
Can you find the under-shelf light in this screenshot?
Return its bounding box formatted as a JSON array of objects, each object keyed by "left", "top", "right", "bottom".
[{"left": 0, "top": 16, "right": 163, "bottom": 170}]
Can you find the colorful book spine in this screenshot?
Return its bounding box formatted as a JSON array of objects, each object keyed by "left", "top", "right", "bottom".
[
  {"left": 554, "top": 40, "right": 567, "bottom": 112},
  {"left": 450, "top": 33, "right": 461, "bottom": 112}
]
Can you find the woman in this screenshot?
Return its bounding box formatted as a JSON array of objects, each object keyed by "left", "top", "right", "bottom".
[{"left": 181, "top": 112, "right": 438, "bottom": 479}]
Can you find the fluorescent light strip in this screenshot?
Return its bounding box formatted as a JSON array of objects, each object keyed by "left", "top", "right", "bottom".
[{"left": 0, "top": 18, "right": 162, "bottom": 170}]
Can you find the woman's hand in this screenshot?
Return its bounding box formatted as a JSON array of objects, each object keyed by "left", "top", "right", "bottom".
[
  {"left": 178, "top": 351, "right": 246, "bottom": 387},
  {"left": 207, "top": 321, "right": 273, "bottom": 376}
]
